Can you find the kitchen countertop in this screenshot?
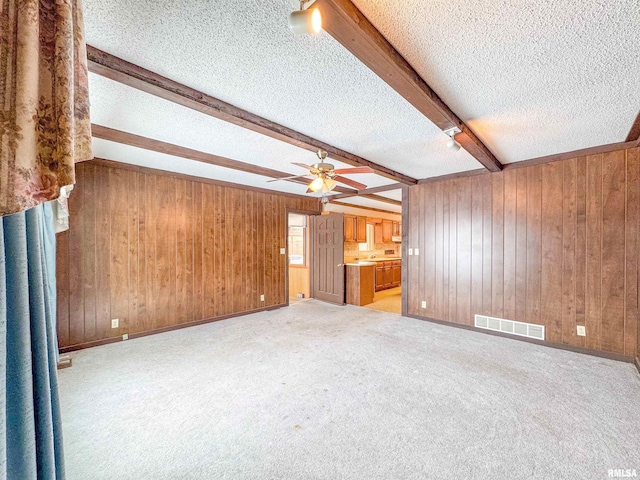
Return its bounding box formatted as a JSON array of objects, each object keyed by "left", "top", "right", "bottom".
[{"left": 356, "top": 257, "right": 401, "bottom": 262}]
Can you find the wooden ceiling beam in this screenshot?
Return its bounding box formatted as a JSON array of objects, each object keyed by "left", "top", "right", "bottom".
[
  {"left": 315, "top": 0, "right": 503, "bottom": 173},
  {"left": 87, "top": 46, "right": 417, "bottom": 185},
  {"left": 91, "top": 124, "right": 357, "bottom": 194},
  {"left": 329, "top": 200, "right": 399, "bottom": 215}
]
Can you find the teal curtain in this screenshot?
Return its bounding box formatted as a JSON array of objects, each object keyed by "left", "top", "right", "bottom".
[{"left": 1, "top": 203, "right": 65, "bottom": 479}]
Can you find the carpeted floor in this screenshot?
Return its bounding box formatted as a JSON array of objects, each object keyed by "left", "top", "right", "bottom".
[
  {"left": 364, "top": 286, "right": 402, "bottom": 313},
  {"left": 58, "top": 301, "right": 640, "bottom": 480}
]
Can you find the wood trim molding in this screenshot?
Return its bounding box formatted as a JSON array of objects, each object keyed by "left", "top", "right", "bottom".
[
  {"left": 89, "top": 158, "right": 320, "bottom": 201},
  {"left": 59, "top": 304, "right": 286, "bottom": 353},
  {"left": 626, "top": 111, "right": 640, "bottom": 142},
  {"left": 329, "top": 200, "right": 399, "bottom": 215},
  {"left": 503, "top": 141, "right": 638, "bottom": 170},
  {"left": 314, "top": 0, "right": 502, "bottom": 173},
  {"left": 635, "top": 356, "right": 640, "bottom": 375},
  {"left": 401, "top": 186, "right": 409, "bottom": 316},
  {"left": 91, "top": 124, "right": 356, "bottom": 194},
  {"left": 87, "top": 46, "right": 417, "bottom": 185},
  {"left": 406, "top": 313, "right": 636, "bottom": 365},
  {"left": 330, "top": 182, "right": 404, "bottom": 199},
  {"left": 358, "top": 193, "right": 402, "bottom": 207}
]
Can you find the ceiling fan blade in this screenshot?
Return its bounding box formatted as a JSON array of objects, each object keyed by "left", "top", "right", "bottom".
[
  {"left": 266, "top": 174, "right": 311, "bottom": 183},
  {"left": 292, "top": 162, "right": 319, "bottom": 174},
  {"left": 332, "top": 167, "right": 375, "bottom": 175},
  {"left": 333, "top": 175, "right": 367, "bottom": 191}
]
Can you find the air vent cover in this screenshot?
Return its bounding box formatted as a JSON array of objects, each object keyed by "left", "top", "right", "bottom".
[{"left": 474, "top": 315, "right": 545, "bottom": 341}]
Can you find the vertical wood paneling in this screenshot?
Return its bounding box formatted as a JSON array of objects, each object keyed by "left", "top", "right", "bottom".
[
  {"left": 625, "top": 148, "right": 639, "bottom": 357},
  {"left": 541, "top": 162, "right": 563, "bottom": 343},
  {"left": 491, "top": 174, "right": 504, "bottom": 318},
  {"left": 456, "top": 180, "right": 471, "bottom": 325},
  {"left": 405, "top": 147, "right": 639, "bottom": 356},
  {"left": 515, "top": 168, "right": 527, "bottom": 323},
  {"left": 561, "top": 159, "right": 578, "bottom": 346},
  {"left": 503, "top": 169, "right": 517, "bottom": 320},
  {"left": 585, "top": 155, "right": 602, "bottom": 350},
  {"left": 56, "top": 162, "right": 319, "bottom": 349},
  {"left": 526, "top": 165, "right": 542, "bottom": 326},
  {"left": 600, "top": 150, "right": 626, "bottom": 353}
]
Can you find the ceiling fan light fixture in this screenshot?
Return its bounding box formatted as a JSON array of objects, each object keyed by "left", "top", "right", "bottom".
[
  {"left": 322, "top": 177, "right": 337, "bottom": 192},
  {"left": 289, "top": 1, "right": 322, "bottom": 34},
  {"left": 308, "top": 176, "right": 325, "bottom": 192}
]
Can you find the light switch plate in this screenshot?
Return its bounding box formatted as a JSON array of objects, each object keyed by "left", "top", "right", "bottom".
[
  {"left": 408, "top": 248, "right": 413, "bottom": 256},
  {"left": 111, "top": 318, "right": 119, "bottom": 329},
  {"left": 122, "top": 334, "right": 129, "bottom": 341},
  {"left": 280, "top": 248, "right": 286, "bottom": 254},
  {"left": 414, "top": 248, "right": 420, "bottom": 256},
  {"left": 260, "top": 294, "right": 265, "bottom": 302},
  {"left": 576, "top": 325, "right": 586, "bottom": 336},
  {"left": 421, "top": 300, "right": 427, "bottom": 309}
]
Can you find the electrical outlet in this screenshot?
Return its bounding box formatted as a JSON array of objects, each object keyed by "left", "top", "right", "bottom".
[
  {"left": 408, "top": 248, "right": 414, "bottom": 256},
  {"left": 576, "top": 325, "right": 586, "bottom": 336},
  {"left": 280, "top": 248, "right": 286, "bottom": 254},
  {"left": 260, "top": 294, "right": 265, "bottom": 302},
  {"left": 122, "top": 334, "right": 129, "bottom": 341},
  {"left": 414, "top": 248, "right": 420, "bottom": 256},
  {"left": 421, "top": 300, "right": 427, "bottom": 309},
  {"left": 111, "top": 318, "right": 119, "bottom": 329}
]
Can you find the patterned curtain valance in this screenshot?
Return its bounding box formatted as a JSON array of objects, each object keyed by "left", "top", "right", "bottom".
[{"left": 0, "top": 0, "right": 92, "bottom": 217}]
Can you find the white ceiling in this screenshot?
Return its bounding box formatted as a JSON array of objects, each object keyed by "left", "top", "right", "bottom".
[
  {"left": 83, "top": 0, "right": 638, "bottom": 209},
  {"left": 89, "top": 74, "right": 396, "bottom": 191},
  {"left": 374, "top": 189, "right": 403, "bottom": 202},
  {"left": 83, "top": 0, "right": 482, "bottom": 185},
  {"left": 352, "top": 0, "right": 640, "bottom": 163}
]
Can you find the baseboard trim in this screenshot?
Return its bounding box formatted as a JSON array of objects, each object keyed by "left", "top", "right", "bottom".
[
  {"left": 59, "top": 304, "right": 286, "bottom": 353},
  {"left": 405, "top": 313, "right": 635, "bottom": 365}
]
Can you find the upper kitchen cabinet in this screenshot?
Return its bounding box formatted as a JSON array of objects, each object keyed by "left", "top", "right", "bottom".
[{"left": 344, "top": 215, "right": 367, "bottom": 243}]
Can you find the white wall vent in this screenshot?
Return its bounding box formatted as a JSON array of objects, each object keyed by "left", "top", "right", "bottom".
[{"left": 474, "top": 314, "right": 545, "bottom": 341}]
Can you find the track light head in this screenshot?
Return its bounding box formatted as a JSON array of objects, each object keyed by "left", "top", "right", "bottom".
[
  {"left": 447, "top": 138, "right": 461, "bottom": 152},
  {"left": 289, "top": 1, "right": 322, "bottom": 34},
  {"left": 443, "top": 127, "right": 462, "bottom": 152}
]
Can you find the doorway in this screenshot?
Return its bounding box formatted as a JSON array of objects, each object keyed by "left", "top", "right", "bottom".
[{"left": 287, "top": 212, "right": 311, "bottom": 303}]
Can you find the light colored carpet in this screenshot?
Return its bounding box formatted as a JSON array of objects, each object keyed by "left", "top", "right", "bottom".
[
  {"left": 58, "top": 300, "right": 640, "bottom": 480},
  {"left": 364, "top": 286, "right": 402, "bottom": 313}
]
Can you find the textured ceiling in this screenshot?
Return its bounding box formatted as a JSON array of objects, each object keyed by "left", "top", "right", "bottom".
[
  {"left": 352, "top": 0, "right": 640, "bottom": 163},
  {"left": 89, "top": 74, "right": 395, "bottom": 190},
  {"left": 83, "top": 0, "right": 481, "bottom": 181},
  {"left": 375, "top": 189, "right": 403, "bottom": 202}
]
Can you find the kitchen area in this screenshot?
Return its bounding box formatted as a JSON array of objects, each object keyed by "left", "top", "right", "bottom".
[{"left": 341, "top": 211, "right": 402, "bottom": 313}]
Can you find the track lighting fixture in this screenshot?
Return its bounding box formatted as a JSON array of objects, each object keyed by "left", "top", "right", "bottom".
[
  {"left": 444, "top": 127, "right": 462, "bottom": 152},
  {"left": 289, "top": 0, "right": 322, "bottom": 34}
]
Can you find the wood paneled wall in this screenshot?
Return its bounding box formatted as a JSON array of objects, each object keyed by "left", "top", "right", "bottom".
[
  {"left": 56, "top": 161, "right": 320, "bottom": 350},
  {"left": 405, "top": 147, "right": 640, "bottom": 358}
]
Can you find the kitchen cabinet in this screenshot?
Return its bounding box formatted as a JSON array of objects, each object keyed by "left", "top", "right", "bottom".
[
  {"left": 392, "top": 221, "right": 401, "bottom": 237},
  {"left": 346, "top": 265, "right": 375, "bottom": 306},
  {"left": 356, "top": 216, "right": 366, "bottom": 242},
  {"left": 392, "top": 261, "right": 401, "bottom": 287},
  {"left": 374, "top": 260, "right": 402, "bottom": 291},
  {"left": 382, "top": 220, "right": 393, "bottom": 243},
  {"left": 344, "top": 215, "right": 366, "bottom": 242},
  {"left": 374, "top": 223, "right": 383, "bottom": 244}
]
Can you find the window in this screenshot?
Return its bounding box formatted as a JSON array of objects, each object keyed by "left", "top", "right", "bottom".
[{"left": 288, "top": 213, "right": 307, "bottom": 265}]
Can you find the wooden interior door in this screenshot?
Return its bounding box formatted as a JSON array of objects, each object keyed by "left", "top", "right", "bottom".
[{"left": 311, "top": 213, "right": 345, "bottom": 305}]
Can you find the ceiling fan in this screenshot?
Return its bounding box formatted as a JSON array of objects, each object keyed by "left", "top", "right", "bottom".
[{"left": 269, "top": 149, "right": 374, "bottom": 193}]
